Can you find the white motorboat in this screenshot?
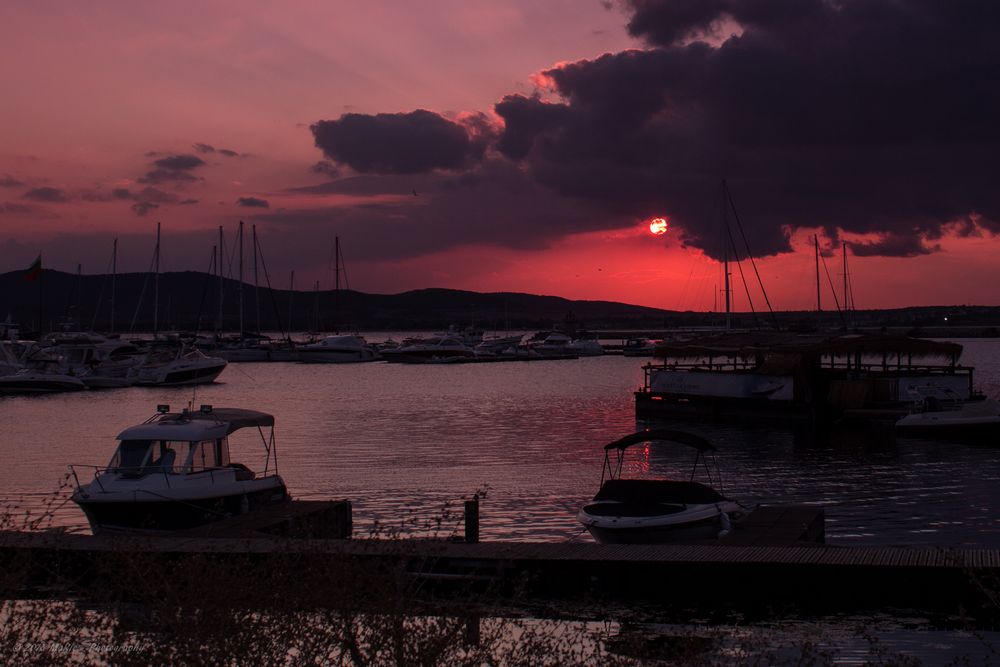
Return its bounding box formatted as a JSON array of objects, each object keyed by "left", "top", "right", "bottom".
[
  {"left": 474, "top": 334, "right": 525, "bottom": 357},
  {"left": 567, "top": 335, "right": 605, "bottom": 356},
  {"left": 130, "top": 344, "right": 227, "bottom": 386},
  {"left": 578, "top": 429, "right": 742, "bottom": 544},
  {"left": 70, "top": 405, "right": 289, "bottom": 533},
  {"left": 382, "top": 336, "right": 476, "bottom": 363},
  {"left": 45, "top": 333, "right": 144, "bottom": 388},
  {"left": 895, "top": 397, "right": 1000, "bottom": 442},
  {"left": 297, "top": 334, "right": 379, "bottom": 363},
  {"left": 0, "top": 366, "right": 87, "bottom": 394}
]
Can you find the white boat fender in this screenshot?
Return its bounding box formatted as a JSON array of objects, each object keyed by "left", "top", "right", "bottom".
[{"left": 717, "top": 511, "right": 732, "bottom": 539}]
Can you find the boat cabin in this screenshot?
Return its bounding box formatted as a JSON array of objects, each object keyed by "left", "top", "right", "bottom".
[{"left": 106, "top": 405, "right": 275, "bottom": 480}]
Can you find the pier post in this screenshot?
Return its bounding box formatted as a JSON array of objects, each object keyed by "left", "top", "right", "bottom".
[{"left": 464, "top": 496, "right": 480, "bottom": 544}]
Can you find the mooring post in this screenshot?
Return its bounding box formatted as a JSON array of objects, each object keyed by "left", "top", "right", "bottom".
[{"left": 464, "top": 495, "right": 480, "bottom": 544}]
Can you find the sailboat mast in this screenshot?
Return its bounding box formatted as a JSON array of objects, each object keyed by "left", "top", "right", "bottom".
[
  {"left": 153, "top": 222, "right": 160, "bottom": 336},
  {"left": 843, "top": 241, "right": 849, "bottom": 316},
  {"left": 722, "top": 182, "right": 731, "bottom": 331},
  {"left": 253, "top": 224, "right": 260, "bottom": 334},
  {"left": 110, "top": 237, "right": 117, "bottom": 334},
  {"left": 217, "top": 225, "right": 224, "bottom": 333},
  {"left": 238, "top": 221, "right": 244, "bottom": 341},
  {"left": 334, "top": 236, "right": 340, "bottom": 334},
  {"left": 814, "top": 234, "right": 821, "bottom": 313},
  {"left": 287, "top": 270, "right": 295, "bottom": 339}
]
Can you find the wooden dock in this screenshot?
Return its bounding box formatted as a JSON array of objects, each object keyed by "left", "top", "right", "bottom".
[{"left": 1, "top": 501, "right": 998, "bottom": 622}]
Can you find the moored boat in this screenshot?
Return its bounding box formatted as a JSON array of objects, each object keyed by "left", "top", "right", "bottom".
[
  {"left": 895, "top": 397, "right": 1000, "bottom": 442},
  {"left": 70, "top": 405, "right": 289, "bottom": 533},
  {"left": 578, "top": 429, "right": 742, "bottom": 544},
  {"left": 297, "top": 334, "right": 379, "bottom": 363}
]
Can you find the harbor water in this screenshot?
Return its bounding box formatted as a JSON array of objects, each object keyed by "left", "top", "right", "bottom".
[{"left": 2, "top": 337, "right": 1000, "bottom": 547}]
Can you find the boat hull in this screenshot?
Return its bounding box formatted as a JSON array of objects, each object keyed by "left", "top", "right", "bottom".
[
  {"left": 73, "top": 485, "right": 289, "bottom": 533},
  {"left": 580, "top": 512, "right": 728, "bottom": 544}
]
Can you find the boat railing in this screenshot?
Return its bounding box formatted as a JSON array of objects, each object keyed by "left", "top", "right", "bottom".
[
  {"left": 640, "top": 361, "right": 974, "bottom": 392},
  {"left": 68, "top": 463, "right": 268, "bottom": 493}
]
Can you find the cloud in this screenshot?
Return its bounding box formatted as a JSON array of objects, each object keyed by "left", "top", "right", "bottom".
[
  {"left": 22, "top": 186, "right": 69, "bottom": 203},
  {"left": 310, "top": 110, "right": 496, "bottom": 174},
  {"left": 256, "top": 159, "right": 609, "bottom": 261},
  {"left": 131, "top": 201, "right": 159, "bottom": 217},
  {"left": 193, "top": 143, "right": 216, "bottom": 154},
  {"left": 310, "top": 160, "right": 341, "bottom": 179},
  {"left": 0, "top": 202, "right": 33, "bottom": 214},
  {"left": 153, "top": 154, "right": 206, "bottom": 170},
  {"left": 180, "top": 198, "right": 199, "bottom": 205},
  {"left": 483, "top": 0, "right": 1000, "bottom": 259},
  {"left": 849, "top": 233, "right": 939, "bottom": 258},
  {"left": 0, "top": 174, "right": 24, "bottom": 188},
  {"left": 217, "top": 149, "right": 241, "bottom": 158},
  {"left": 137, "top": 153, "right": 207, "bottom": 184},
  {"left": 236, "top": 196, "right": 270, "bottom": 208}
]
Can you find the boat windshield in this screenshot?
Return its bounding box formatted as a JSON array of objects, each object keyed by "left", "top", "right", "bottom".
[{"left": 109, "top": 437, "right": 232, "bottom": 475}]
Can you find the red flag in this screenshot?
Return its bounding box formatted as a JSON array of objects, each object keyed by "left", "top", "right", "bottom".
[{"left": 24, "top": 255, "right": 41, "bottom": 281}]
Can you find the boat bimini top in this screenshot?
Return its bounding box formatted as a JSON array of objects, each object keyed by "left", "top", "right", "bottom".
[{"left": 599, "top": 429, "right": 722, "bottom": 488}]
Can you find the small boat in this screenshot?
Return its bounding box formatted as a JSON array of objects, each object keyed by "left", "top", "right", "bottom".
[
  {"left": 622, "top": 337, "right": 661, "bottom": 357},
  {"left": 382, "top": 336, "right": 476, "bottom": 363},
  {"left": 895, "top": 397, "right": 1000, "bottom": 442},
  {"left": 578, "top": 429, "right": 742, "bottom": 544},
  {"left": 70, "top": 405, "right": 289, "bottom": 533},
  {"left": 130, "top": 343, "right": 227, "bottom": 386},
  {"left": 297, "top": 334, "right": 379, "bottom": 363},
  {"left": 0, "top": 366, "right": 87, "bottom": 394}
]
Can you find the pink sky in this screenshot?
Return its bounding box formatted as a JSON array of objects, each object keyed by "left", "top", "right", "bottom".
[{"left": 1, "top": 1, "right": 997, "bottom": 311}]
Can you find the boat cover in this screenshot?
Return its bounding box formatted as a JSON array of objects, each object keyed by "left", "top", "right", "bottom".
[
  {"left": 594, "top": 479, "right": 726, "bottom": 505},
  {"left": 604, "top": 429, "right": 715, "bottom": 452},
  {"left": 117, "top": 408, "right": 274, "bottom": 440}
]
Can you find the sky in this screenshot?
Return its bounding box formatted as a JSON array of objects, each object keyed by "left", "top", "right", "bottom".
[{"left": 1, "top": 0, "right": 998, "bottom": 311}]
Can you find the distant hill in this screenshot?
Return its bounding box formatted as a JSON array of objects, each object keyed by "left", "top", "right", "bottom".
[
  {"left": 0, "top": 269, "right": 680, "bottom": 334},
  {"left": 1, "top": 270, "right": 998, "bottom": 336}
]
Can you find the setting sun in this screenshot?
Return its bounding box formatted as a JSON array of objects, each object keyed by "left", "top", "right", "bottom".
[{"left": 649, "top": 217, "right": 669, "bottom": 235}]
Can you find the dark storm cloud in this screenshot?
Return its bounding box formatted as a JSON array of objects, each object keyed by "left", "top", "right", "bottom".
[
  {"left": 849, "top": 233, "right": 938, "bottom": 258},
  {"left": 22, "top": 186, "right": 69, "bottom": 202},
  {"left": 0, "top": 174, "right": 24, "bottom": 188},
  {"left": 484, "top": 0, "right": 1000, "bottom": 259},
  {"left": 236, "top": 197, "right": 270, "bottom": 208},
  {"left": 310, "top": 110, "right": 494, "bottom": 174}
]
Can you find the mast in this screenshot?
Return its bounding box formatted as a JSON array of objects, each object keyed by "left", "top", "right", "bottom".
[
  {"left": 238, "top": 221, "right": 244, "bottom": 341},
  {"left": 814, "top": 234, "right": 821, "bottom": 313},
  {"left": 110, "top": 238, "right": 117, "bottom": 334},
  {"left": 722, "top": 182, "right": 731, "bottom": 330},
  {"left": 843, "top": 241, "right": 849, "bottom": 317},
  {"left": 217, "top": 225, "right": 224, "bottom": 334},
  {"left": 287, "top": 270, "right": 295, "bottom": 340},
  {"left": 153, "top": 222, "right": 160, "bottom": 336},
  {"left": 253, "top": 224, "right": 260, "bottom": 335},
  {"left": 333, "top": 236, "right": 340, "bottom": 334},
  {"left": 313, "top": 279, "right": 320, "bottom": 332}
]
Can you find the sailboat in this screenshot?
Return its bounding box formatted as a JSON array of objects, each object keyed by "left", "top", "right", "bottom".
[{"left": 296, "top": 236, "right": 379, "bottom": 363}]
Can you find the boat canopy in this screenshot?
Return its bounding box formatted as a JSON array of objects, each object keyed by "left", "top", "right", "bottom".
[
  {"left": 604, "top": 429, "right": 715, "bottom": 453},
  {"left": 117, "top": 408, "right": 275, "bottom": 441}
]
